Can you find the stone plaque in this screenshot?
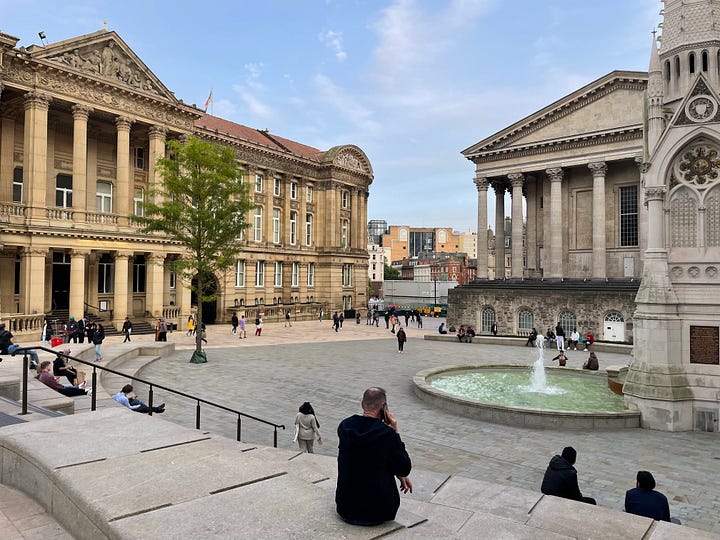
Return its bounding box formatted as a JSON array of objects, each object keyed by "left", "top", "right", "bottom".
[{"left": 690, "top": 326, "right": 720, "bottom": 364}]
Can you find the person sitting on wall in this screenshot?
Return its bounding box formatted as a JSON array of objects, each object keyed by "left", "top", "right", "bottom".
[
  {"left": 568, "top": 328, "right": 580, "bottom": 350},
  {"left": 583, "top": 352, "right": 599, "bottom": 371},
  {"left": 583, "top": 331, "right": 595, "bottom": 351},
  {"left": 526, "top": 328, "right": 538, "bottom": 347},
  {"left": 541, "top": 446, "right": 596, "bottom": 505},
  {"left": 456, "top": 325, "right": 466, "bottom": 342},
  {"left": 112, "top": 384, "right": 165, "bottom": 414},
  {"left": 0, "top": 323, "right": 41, "bottom": 368},
  {"left": 545, "top": 328, "right": 556, "bottom": 348},
  {"left": 465, "top": 327, "right": 476, "bottom": 343},
  {"left": 625, "top": 470, "right": 672, "bottom": 522},
  {"left": 438, "top": 323, "right": 447, "bottom": 335}
]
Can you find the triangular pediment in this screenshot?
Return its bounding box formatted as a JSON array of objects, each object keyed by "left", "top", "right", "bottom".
[
  {"left": 30, "top": 30, "right": 177, "bottom": 103},
  {"left": 462, "top": 71, "right": 647, "bottom": 157},
  {"left": 669, "top": 74, "right": 720, "bottom": 127}
]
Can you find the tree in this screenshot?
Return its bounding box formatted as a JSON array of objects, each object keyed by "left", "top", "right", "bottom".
[
  {"left": 384, "top": 264, "right": 400, "bottom": 280},
  {"left": 135, "top": 136, "right": 253, "bottom": 363}
]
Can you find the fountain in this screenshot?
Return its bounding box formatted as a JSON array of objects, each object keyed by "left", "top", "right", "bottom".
[{"left": 413, "top": 339, "right": 640, "bottom": 429}]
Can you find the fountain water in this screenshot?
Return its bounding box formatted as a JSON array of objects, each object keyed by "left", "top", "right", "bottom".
[{"left": 527, "top": 339, "right": 564, "bottom": 395}]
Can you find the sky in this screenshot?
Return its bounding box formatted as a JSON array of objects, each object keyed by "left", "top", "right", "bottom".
[{"left": 2, "top": 0, "right": 660, "bottom": 232}]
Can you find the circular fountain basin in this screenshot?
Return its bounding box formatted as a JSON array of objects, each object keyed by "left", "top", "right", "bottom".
[{"left": 414, "top": 365, "right": 640, "bottom": 429}]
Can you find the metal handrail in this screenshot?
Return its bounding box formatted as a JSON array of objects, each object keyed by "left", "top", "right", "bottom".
[{"left": 13, "top": 346, "right": 285, "bottom": 447}]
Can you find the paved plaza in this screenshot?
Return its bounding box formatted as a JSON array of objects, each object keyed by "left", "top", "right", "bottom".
[{"left": 116, "top": 317, "right": 720, "bottom": 534}]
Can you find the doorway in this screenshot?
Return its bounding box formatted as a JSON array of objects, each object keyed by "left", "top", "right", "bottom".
[
  {"left": 603, "top": 312, "right": 625, "bottom": 341},
  {"left": 51, "top": 252, "right": 71, "bottom": 310}
]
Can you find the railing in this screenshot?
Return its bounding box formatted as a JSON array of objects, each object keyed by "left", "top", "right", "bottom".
[
  {"left": 0, "top": 314, "right": 44, "bottom": 334},
  {"left": 13, "top": 346, "right": 285, "bottom": 447},
  {"left": 162, "top": 306, "right": 181, "bottom": 319},
  {"left": 46, "top": 208, "right": 74, "bottom": 220},
  {"left": 85, "top": 211, "right": 118, "bottom": 225},
  {"left": 0, "top": 202, "right": 27, "bottom": 217}
]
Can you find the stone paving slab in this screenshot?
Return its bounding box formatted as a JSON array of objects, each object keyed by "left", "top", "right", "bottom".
[
  {"left": 650, "top": 520, "right": 720, "bottom": 539},
  {"left": 114, "top": 473, "right": 402, "bottom": 540},
  {"left": 0, "top": 483, "right": 72, "bottom": 540},
  {"left": 526, "top": 495, "right": 653, "bottom": 539}
]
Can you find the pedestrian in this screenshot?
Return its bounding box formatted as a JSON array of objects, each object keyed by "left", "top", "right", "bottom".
[
  {"left": 186, "top": 315, "right": 195, "bottom": 336},
  {"left": 319, "top": 308, "right": 324, "bottom": 322},
  {"left": 417, "top": 313, "right": 423, "bottom": 329},
  {"left": 294, "top": 402, "right": 322, "bottom": 453},
  {"left": 200, "top": 322, "right": 208, "bottom": 343},
  {"left": 239, "top": 315, "right": 247, "bottom": 339},
  {"left": 339, "top": 312, "right": 344, "bottom": 329},
  {"left": 384, "top": 311, "right": 390, "bottom": 329},
  {"left": 92, "top": 323, "right": 105, "bottom": 361},
  {"left": 332, "top": 311, "right": 340, "bottom": 332},
  {"left": 366, "top": 311, "right": 372, "bottom": 325},
  {"left": 335, "top": 387, "right": 412, "bottom": 526},
  {"left": 255, "top": 315, "right": 263, "bottom": 336},
  {"left": 396, "top": 327, "right": 407, "bottom": 352},
  {"left": 491, "top": 322, "right": 498, "bottom": 336},
  {"left": 85, "top": 320, "right": 96, "bottom": 345},
  {"left": 541, "top": 446, "right": 596, "bottom": 505},
  {"left": 373, "top": 311, "right": 379, "bottom": 327},
  {"left": 67, "top": 316, "right": 78, "bottom": 343},
  {"left": 555, "top": 322, "right": 566, "bottom": 351},
  {"left": 285, "top": 310, "right": 292, "bottom": 327},
  {"left": 231, "top": 312, "right": 239, "bottom": 334},
  {"left": 41, "top": 318, "right": 50, "bottom": 345},
  {"left": 122, "top": 316, "right": 133, "bottom": 343},
  {"left": 77, "top": 317, "right": 86, "bottom": 343},
  {"left": 390, "top": 314, "right": 398, "bottom": 334}
]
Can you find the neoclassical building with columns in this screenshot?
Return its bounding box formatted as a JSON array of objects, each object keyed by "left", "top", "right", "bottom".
[
  {"left": 0, "top": 29, "right": 372, "bottom": 334},
  {"left": 454, "top": 0, "right": 720, "bottom": 432}
]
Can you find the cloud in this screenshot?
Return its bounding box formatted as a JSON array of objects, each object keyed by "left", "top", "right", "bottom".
[
  {"left": 227, "top": 63, "right": 277, "bottom": 121},
  {"left": 313, "top": 74, "right": 381, "bottom": 134},
  {"left": 319, "top": 30, "right": 347, "bottom": 61}
]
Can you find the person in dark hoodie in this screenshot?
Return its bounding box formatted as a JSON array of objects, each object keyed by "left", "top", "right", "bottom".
[
  {"left": 336, "top": 387, "right": 412, "bottom": 526},
  {"left": 540, "top": 446, "right": 596, "bottom": 504},
  {"left": 625, "top": 470, "right": 671, "bottom": 522}
]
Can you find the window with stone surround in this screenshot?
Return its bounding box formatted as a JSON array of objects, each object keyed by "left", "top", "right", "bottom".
[
  {"left": 235, "top": 260, "right": 245, "bottom": 288},
  {"left": 481, "top": 307, "right": 495, "bottom": 333},
  {"left": 56, "top": 174, "right": 73, "bottom": 208},
  {"left": 98, "top": 254, "right": 114, "bottom": 294},
  {"left": 671, "top": 189, "right": 698, "bottom": 247},
  {"left": 619, "top": 185, "right": 638, "bottom": 247},
  {"left": 133, "top": 255, "right": 146, "bottom": 293},
  {"left": 517, "top": 310, "right": 533, "bottom": 333},
  {"left": 559, "top": 311, "right": 576, "bottom": 333},
  {"left": 12, "top": 167, "right": 23, "bottom": 203}
]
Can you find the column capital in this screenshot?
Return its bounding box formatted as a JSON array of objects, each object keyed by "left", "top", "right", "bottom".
[
  {"left": 645, "top": 185, "right": 666, "bottom": 202},
  {"left": 115, "top": 115, "right": 134, "bottom": 131},
  {"left": 115, "top": 250, "right": 133, "bottom": 260},
  {"left": 71, "top": 104, "right": 93, "bottom": 121},
  {"left": 146, "top": 253, "right": 166, "bottom": 263},
  {"left": 22, "top": 247, "right": 48, "bottom": 257},
  {"left": 70, "top": 249, "right": 91, "bottom": 257},
  {"left": 634, "top": 156, "right": 650, "bottom": 174},
  {"left": 492, "top": 180, "right": 506, "bottom": 194},
  {"left": 474, "top": 176, "right": 489, "bottom": 192},
  {"left": 546, "top": 168, "right": 563, "bottom": 182},
  {"left": 507, "top": 172, "right": 524, "bottom": 188},
  {"left": 24, "top": 90, "right": 52, "bottom": 111},
  {"left": 588, "top": 161, "right": 608, "bottom": 177},
  {"left": 148, "top": 125, "right": 167, "bottom": 140}
]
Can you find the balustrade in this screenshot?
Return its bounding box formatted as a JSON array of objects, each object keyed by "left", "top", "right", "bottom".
[
  {"left": 46, "top": 208, "right": 73, "bottom": 220},
  {"left": 0, "top": 313, "right": 45, "bottom": 335},
  {"left": 0, "top": 202, "right": 27, "bottom": 217},
  {"left": 85, "top": 211, "right": 118, "bottom": 225}
]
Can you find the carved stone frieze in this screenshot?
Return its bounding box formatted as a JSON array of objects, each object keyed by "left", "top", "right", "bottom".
[
  {"left": 5, "top": 63, "right": 195, "bottom": 130},
  {"left": 54, "top": 158, "right": 72, "bottom": 171},
  {"left": 335, "top": 151, "right": 363, "bottom": 171}
]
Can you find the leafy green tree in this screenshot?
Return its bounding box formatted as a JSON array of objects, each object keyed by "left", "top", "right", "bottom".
[
  {"left": 135, "top": 136, "right": 253, "bottom": 363},
  {"left": 384, "top": 264, "right": 400, "bottom": 280}
]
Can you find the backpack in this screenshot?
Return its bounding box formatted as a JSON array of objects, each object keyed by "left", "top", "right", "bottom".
[{"left": 255, "top": 317, "right": 260, "bottom": 325}]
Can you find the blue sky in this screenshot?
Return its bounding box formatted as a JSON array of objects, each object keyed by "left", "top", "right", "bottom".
[{"left": 3, "top": 0, "right": 659, "bottom": 232}]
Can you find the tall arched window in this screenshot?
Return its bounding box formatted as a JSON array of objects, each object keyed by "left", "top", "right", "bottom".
[
  {"left": 689, "top": 52, "right": 696, "bottom": 74},
  {"left": 702, "top": 50, "right": 709, "bottom": 72},
  {"left": 517, "top": 309, "right": 534, "bottom": 333},
  {"left": 675, "top": 56, "right": 681, "bottom": 80},
  {"left": 671, "top": 190, "right": 698, "bottom": 247},
  {"left": 664, "top": 59, "right": 671, "bottom": 82},
  {"left": 559, "top": 311, "right": 577, "bottom": 333},
  {"left": 481, "top": 307, "right": 496, "bottom": 333}
]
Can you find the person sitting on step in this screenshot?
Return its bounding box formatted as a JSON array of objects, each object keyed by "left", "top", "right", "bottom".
[{"left": 112, "top": 384, "right": 165, "bottom": 414}]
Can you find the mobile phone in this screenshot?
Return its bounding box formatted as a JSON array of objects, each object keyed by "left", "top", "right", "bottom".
[{"left": 380, "top": 403, "right": 387, "bottom": 423}]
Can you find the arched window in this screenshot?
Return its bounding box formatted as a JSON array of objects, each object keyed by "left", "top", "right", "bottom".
[
  {"left": 702, "top": 50, "right": 709, "bottom": 72},
  {"left": 481, "top": 307, "right": 496, "bottom": 332},
  {"left": 675, "top": 56, "right": 681, "bottom": 80},
  {"left": 605, "top": 312, "right": 624, "bottom": 323},
  {"left": 671, "top": 190, "right": 698, "bottom": 247},
  {"left": 559, "top": 311, "right": 577, "bottom": 333},
  {"left": 664, "top": 59, "right": 671, "bottom": 82},
  {"left": 689, "top": 52, "right": 696, "bottom": 74},
  {"left": 517, "top": 309, "right": 534, "bottom": 333}
]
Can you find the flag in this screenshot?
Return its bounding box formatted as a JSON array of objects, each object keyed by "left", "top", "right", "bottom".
[{"left": 204, "top": 89, "right": 213, "bottom": 112}]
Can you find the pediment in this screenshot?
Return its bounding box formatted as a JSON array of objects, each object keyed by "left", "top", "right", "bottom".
[
  {"left": 669, "top": 74, "right": 720, "bottom": 128},
  {"left": 463, "top": 71, "right": 647, "bottom": 157},
  {"left": 323, "top": 145, "right": 374, "bottom": 176},
  {"left": 31, "top": 30, "right": 177, "bottom": 103}
]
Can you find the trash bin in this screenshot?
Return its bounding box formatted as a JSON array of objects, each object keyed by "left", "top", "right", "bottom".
[{"left": 50, "top": 337, "right": 63, "bottom": 347}]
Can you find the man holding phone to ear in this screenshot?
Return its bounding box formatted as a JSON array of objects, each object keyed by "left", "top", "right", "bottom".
[{"left": 336, "top": 386, "right": 413, "bottom": 526}]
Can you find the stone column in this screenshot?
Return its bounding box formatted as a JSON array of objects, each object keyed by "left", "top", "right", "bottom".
[
  {"left": 0, "top": 110, "right": 15, "bottom": 202},
  {"left": 635, "top": 157, "right": 649, "bottom": 262},
  {"left": 546, "top": 168, "right": 563, "bottom": 278},
  {"left": 645, "top": 186, "right": 666, "bottom": 251},
  {"left": 589, "top": 161, "right": 608, "bottom": 279},
  {"left": 21, "top": 248, "right": 47, "bottom": 315},
  {"left": 299, "top": 179, "right": 308, "bottom": 248},
  {"left": 508, "top": 173, "right": 524, "bottom": 278},
  {"left": 493, "top": 182, "right": 506, "bottom": 279},
  {"left": 525, "top": 175, "right": 537, "bottom": 273},
  {"left": 72, "top": 105, "right": 92, "bottom": 222},
  {"left": 23, "top": 91, "right": 52, "bottom": 221},
  {"left": 146, "top": 253, "right": 165, "bottom": 318},
  {"left": 113, "top": 251, "right": 131, "bottom": 329},
  {"left": 115, "top": 116, "right": 133, "bottom": 224},
  {"left": 148, "top": 126, "right": 167, "bottom": 204},
  {"left": 474, "top": 175, "right": 489, "bottom": 279},
  {"left": 69, "top": 249, "right": 88, "bottom": 320}
]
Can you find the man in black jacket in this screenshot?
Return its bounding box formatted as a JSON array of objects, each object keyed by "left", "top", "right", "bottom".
[
  {"left": 540, "top": 446, "right": 596, "bottom": 504},
  {"left": 336, "top": 387, "right": 412, "bottom": 525}
]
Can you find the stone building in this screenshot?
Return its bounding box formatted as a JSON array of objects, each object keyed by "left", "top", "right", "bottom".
[
  {"left": 0, "top": 29, "right": 372, "bottom": 333},
  {"left": 454, "top": 0, "right": 720, "bottom": 431}
]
